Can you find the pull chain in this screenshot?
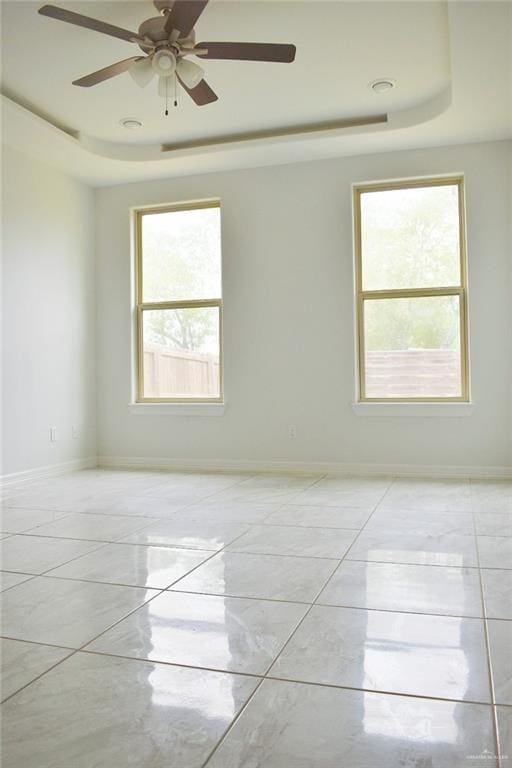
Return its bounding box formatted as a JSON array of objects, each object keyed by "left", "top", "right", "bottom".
[{"left": 163, "top": 75, "right": 178, "bottom": 116}]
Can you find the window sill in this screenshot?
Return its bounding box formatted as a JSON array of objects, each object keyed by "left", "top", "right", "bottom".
[
  {"left": 128, "top": 403, "right": 226, "bottom": 417},
  {"left": 351, "top": 402, "right": 474, "bottom": 418}
]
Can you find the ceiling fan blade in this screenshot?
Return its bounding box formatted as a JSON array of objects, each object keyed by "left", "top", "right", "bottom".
[
  {"left": 196, "top": 42, "right": 296, "bottom": 63},
  {"left": 73, "top": 57, "right": 143, "bottom": 87},
  {"left": 164, "top": 0, "right": 209, "bottom": 37},
  {"left": 38, "top": 5, "right": 140, "bottom": 43},
  {"left": 177, "top": 74, "right": 218, "bottom": 105}
]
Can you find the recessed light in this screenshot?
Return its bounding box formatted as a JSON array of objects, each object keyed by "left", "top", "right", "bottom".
[
  {"left": 120, "top": 117, "right": 143, "bottom": 130},
  {"left": 370, "top": 79, "right": 396, "bottom": 94}
]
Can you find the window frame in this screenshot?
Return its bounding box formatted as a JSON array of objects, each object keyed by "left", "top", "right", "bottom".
[
  {"left": 134, "top": 199, "right": 224, "bottom": 404},
  {"left": 353, "top": 176, "right": 469, "bottom": 403}
]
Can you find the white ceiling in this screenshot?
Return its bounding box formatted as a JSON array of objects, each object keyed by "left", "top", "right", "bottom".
[{"left": 1, "top": 0, "right": 511, "bottom": 186}]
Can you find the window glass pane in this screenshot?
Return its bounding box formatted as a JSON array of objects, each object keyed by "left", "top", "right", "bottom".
[
  {"left": 363, "top": 295, "right": 462, "bottom": 398},
  {"left": 141, "top": 206, "right": 221, "bottom": 302},
  {"left": 142, "top": 307, "right": 220, "bottom": 399},
  {"left": 360, "top": 184, "right": 460, "bottom": 290}
]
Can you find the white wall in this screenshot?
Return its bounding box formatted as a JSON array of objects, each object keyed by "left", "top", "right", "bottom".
[
  {"left": 95, "top": 140, "right": 511, "bottom": 472},
  {"left": 1, "top": 144, "right": 96, "bottom": 477}
]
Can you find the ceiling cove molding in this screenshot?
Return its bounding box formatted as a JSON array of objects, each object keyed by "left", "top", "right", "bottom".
[
  {"left": 160, "top": 114, "right": 388, "bottom": 153},
  {"left": 1, "top": 91, "right": 79, "bottom": 141},
  {"left": 1, "top": 86, "right": 452, "bottom": 164}
]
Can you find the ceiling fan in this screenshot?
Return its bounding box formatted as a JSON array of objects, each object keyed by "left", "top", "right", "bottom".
[{"left": 38, "top": 0, "right": 297, "bottom": 108}]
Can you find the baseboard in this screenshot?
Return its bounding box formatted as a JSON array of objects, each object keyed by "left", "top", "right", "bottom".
[
  {"left": 96, "top": 455, "right": 512, "bottom": 480},
  {"left": 0, "top": 457, "right": 98, "bottom": 488},
  {"left": 2, "top": 455, "right": 509, "bottom": 485}
]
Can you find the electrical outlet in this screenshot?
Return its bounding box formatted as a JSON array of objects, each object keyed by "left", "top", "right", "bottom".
[
  {"left": 72, "top": 425, "right": 80, "bottom": 440},
  {"left": 288, "top": 424, "right": 297, "bottom": 439},
  {"left": 50, "top": 427, "right": 57, "bottom": 443}
]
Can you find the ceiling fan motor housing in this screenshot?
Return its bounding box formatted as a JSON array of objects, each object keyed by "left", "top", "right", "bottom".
[{"left": 137, "top": 16, "right": 195, "bottom": 53}]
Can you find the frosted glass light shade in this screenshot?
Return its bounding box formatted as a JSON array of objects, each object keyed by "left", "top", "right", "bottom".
[
  {"left": 129, "top": 57, "right": 154, "bottom": 88},
  {"left": 152, "top": 50, "right": 176, "bottom": 76},
  {"left": 176, "top": 58, "right": 204, "bottom": 88}
]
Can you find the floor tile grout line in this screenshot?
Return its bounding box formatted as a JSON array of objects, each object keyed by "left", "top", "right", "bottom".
[
  {"left": 0, "top": 645, "right": 77, "bottom": 705},
  {"left": 9, "top": 541, "right": 112, "bottom": 580},
  {"left": 7, "top": 567, "right": 504, "bottom": 621},
  {"left": 0, "top": 510, "right": 74, "bottom": 531},
  {"left": 39, "top": 548, "right": 217, "bottom": 582},
  {"left": 0, "top": 634, "right": 77, "bottom": 651},
  {"left": 199, "top": 677, "right": 267, "bottom": 768},
  {"left": 30, "top": 573, "right": 200, "bottom": 591},
  {"left": 3, "top": 531, "right": 244, "bottom": 549},
  {"left": 6, "top": 530, "right": 161, "bottom": 546},
  {"left": 0, "top": 573, "right": 40, "bottom": 593},
  {"left": 238, "top": 522, "right": 481, "bottom": 537},
  {"left": 2, "top": 634, "right": 511, "bottom": 712},
  {"left": 79, "top": 647, "right": 269, "bottom": 681},
  {"left": 10, "top": 519, "right": 507, "bottom": 538},
  {"left": 2, "top": 549, "right": 510, "bottom": 580},
  {"left": 37, "top": 542, "right": 116, "bottom": 578},
  {"left": 469, "top": 480, "right": 502, "bottom": 767},
  {"left": 345, "top": 557, "right": 489, "bottom": 570},
  {"left": 370, "top": 474, "right": 399, "bottom": 509},
  {"left": 168, "top": 586, "right": 317, "bottom": 605},
  {"left": 7, "top": 531, "right": 512, "bottom": 562},
  {"left": 8, "top": 497, "right": 482, "bottom": 516},
  {"left": 209, "top": 547, "right": 348, "bottom": 561},
  {"left": 303, "top": 601, "right": 496, "bottom": 622},
  {"left": 80, "top": 647, "right": 506, "bottom": 708},
  {"left": 260, "top": 674, "right": 495, "bottom": 707}
]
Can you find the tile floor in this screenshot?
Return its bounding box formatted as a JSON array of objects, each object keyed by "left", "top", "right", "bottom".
[{"left": 0, "top": 469, "right": 510, "bottom": 767}]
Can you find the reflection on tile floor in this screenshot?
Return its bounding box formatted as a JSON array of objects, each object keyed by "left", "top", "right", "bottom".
[
  {"left": 1, "top": 469, "right": 510, "bottom": 767},
  {"left": 206, "top": 679, "right": 496, "bottom": 768}
]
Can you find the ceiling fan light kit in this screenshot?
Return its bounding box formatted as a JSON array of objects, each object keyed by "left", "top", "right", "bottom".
[
  {"left": 152, "top": 48, "right": 176, "bottom": 76},
  {"left": 176, "top": 58, "right": 204, "bottom": 89},
  {"left": 129, "top": 57, "right": 154, "bottom": 88},
  {"left": 37, "top": 0, "right": 297, "bottom": 109}
]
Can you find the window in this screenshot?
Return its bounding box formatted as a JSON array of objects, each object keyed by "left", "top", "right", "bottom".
[
  {"left": 354, "top": 177, "right": 468, "bottom": 402},
  {"left": 135, "top": 201, "right": 222, "bottom": 402}
]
